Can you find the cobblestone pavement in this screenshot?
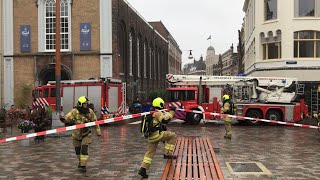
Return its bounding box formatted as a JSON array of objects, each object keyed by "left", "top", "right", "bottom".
[{"left": 1, "top": 119, "right": 320, "bottom": 180}]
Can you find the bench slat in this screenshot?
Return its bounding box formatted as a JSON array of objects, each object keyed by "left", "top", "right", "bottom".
[
  {"left": 187, "top": 138, "right": 193, "bottom": 180},
  {"left": 162, "top": 137, "right": 224, "bottom": 180},
  {"left": 203, "top": 138, "right": 219, "bottom": 180},
  {"left": 180, "top": 137, "right": 188, "bottom": 180},
  {"left": 200, "top": 138, "right": 212, "bottom": 180},
  {"left": 196, "top": 138, "right": 205, "bottom": 180},
  {"left": 174, "top": 137, "right": 185, "bottom": 179},
  {"left": 206, "top": 138, "right": 224, "bottom": 179},
  {"left": 161, "top": 138, "right": 181, "bottom": 180},
  {"left": 192, "top": 138, "right": 198, "bottom": 179}
]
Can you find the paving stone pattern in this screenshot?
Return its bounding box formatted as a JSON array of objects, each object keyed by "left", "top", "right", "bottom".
[{"left": 1, "top": 122, "right": 320, "bottom": 180}]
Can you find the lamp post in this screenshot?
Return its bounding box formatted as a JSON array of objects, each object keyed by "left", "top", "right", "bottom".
[{"left": 55, "top": 0, "right": 61, "bottom": 112}]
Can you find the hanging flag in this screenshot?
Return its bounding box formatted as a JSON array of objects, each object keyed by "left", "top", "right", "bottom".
[{"left": 207, "top": 35, "right": 211, "bottom": 40}]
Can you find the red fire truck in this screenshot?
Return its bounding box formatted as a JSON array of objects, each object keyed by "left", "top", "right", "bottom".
[
  {"left": 166, "top": 74, "right": 309, "bottom": 125},
  {"left": 32, "top": 78, "right": 127, "bottom": 119}
]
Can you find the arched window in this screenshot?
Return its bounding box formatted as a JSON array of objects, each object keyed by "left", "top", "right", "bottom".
[
  {"left": 43, "top": 0, "right": 71, "bottom": 51},
  {"left": 261, "top": 30, "right": 281, "bottom": 60},
  {"left": 129, "top": 31, "right": 133, "bottom": 76},
  {"left": 149, "top": 45, "right": 152, "bottom": 79},
  {"left": 294, "top": 30, "right": 320, "bottom": 58},
  {"left": 137, "top": 36, "right": 140, "bottom": 77},
  {"left": 143, "top": 41, "right": 147, "bottom": 78}
]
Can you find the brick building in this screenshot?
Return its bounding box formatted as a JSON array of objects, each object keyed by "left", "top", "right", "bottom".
[
  {"left": 1, "top": 0, "right": 169, "bottom": 108},
  {"left": 221, "top": 44, "right": 238, "bottom": 76},
  {"left": 0, "top": 0, "right": 2, "bottom": 107},
  {"left": 149, "top": 21, "right": 182, "bottom": 75}
]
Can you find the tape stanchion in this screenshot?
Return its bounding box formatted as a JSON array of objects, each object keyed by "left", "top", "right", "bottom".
[{"left": 176, "top": 109, "right": 320, "bottom": 130}]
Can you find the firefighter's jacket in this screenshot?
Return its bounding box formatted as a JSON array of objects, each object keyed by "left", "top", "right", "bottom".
[
  {"left": 221, "top": 100, "right": 231, "bottom": 114},
  {"left": 63, "top": 108, "right": 101, "bottom": 140},
  {"left": 148, "top": 110, "right": 175, "bottom": 142}
]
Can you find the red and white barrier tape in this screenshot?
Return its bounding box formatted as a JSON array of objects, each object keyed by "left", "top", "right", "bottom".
[
  {"left": 1, "top": 108, "right": 318, "bottom": 143},
  {"left": 177, "top": 109, "right": 320, "bottom": 130},
  {"left": 0, "top": 110, "right": 165, "bottom": 143}
]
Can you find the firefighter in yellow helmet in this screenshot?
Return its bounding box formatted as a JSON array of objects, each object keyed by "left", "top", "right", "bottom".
[
  {"left": 138, "top": 97, "right": 177, "bottom": 178},
  {"left": 221, "top": 94, "right": 234, "bottom": 139},
  {"left": 59, "top": 96, "right": 101, "bottom": 172}
]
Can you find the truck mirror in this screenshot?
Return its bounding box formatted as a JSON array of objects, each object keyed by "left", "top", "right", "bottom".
[{"left": 32, "top": 90, "right": 35, "bottom": 98}]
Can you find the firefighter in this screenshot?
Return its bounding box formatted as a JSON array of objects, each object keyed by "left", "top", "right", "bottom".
[
  {"left": 221, "top": 94, "right": 233, "bottom": 139},
  {"left": 138, "top": 97, "right": 177, "bottom": 178},
  {"left": 59, "top": 96, "right": 101, "bottom": 172}
]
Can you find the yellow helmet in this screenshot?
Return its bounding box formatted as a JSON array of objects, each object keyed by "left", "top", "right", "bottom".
[
  {"left": 222, "top": 94, "right": 230, "bottom": 100},
  {"left": 77, "top": 96, "right": 89, "bottom": 106},
  {"left": 152, "top": 97, "right": 165, "bottom": 109}
]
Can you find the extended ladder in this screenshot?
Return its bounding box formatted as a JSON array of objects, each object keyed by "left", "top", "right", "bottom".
[{"left": 310, "top": 89, "right": 320, "bottom": 114}]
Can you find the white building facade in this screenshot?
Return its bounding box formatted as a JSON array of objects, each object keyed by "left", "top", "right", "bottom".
[
  {"left": 243, "top": 0, "right": 320, "bottom": 81},
  {"left": 205, "top": 46, "right": 219, "bottom": 75}
]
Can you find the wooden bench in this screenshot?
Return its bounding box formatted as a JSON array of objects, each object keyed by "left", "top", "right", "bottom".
[{"left": 162, "top": 137, "right": 224, "bottom": 180}]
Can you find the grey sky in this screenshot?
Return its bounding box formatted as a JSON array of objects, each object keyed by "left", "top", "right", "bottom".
[{"left": 127, "top": 0, "right": 245, "bottom": 66}]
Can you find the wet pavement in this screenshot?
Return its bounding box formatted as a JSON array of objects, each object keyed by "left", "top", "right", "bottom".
[{"left": 1, "top": 119, "right": 320, "bottom": 180}]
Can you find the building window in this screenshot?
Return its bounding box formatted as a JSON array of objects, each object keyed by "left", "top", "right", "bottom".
[
  {"left": 129, "top": 32, "right": 133, "bottom": 76},
  {"left": 143, "top": 42, "right": 147, "bottom": 78},
  {"left": 45, "top": 0, "right": 70, "bottom": 51},
  {"left": 158, "top": 52, "right": 160, "bottom": 80},
  {"left": 153, "top": 50, "right": 156, "bottom": 80},
  {"left": 265, "top": 0, "right": 277, "bottom": 20},
  {"left": 295, "top": 0, "right": 320, "bottom": 17},
  {"left": 137, "top": 37, "right": 140, "bottom": 77},
  {"left": 263, "top": 43, "right": 281, "bottom": 60},
  {"left": 149, "top": 47, "right": 152, "bottom": 79},
  {"left": 294, "top": 31, "right": 320, "bottom": 58}
]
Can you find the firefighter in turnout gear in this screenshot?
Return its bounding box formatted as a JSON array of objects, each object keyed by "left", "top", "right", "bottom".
[
  {"left": 59, "top": 96, "right": 101, "bottom": 172},
  {"left": 221, "top": 94, "right": 233, "bottom": 139},
  {"left": 138, "top": 97, "right": 177, "bottom": 178}
]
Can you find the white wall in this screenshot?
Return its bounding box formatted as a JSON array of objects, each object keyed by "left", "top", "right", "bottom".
[{"left": 243, "top": 0, "right": 320, "bottom": 81}]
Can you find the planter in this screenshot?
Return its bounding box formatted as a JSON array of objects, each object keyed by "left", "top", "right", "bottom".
[{"left": 20, "top": 133, "right": 30, "bottom": 147}]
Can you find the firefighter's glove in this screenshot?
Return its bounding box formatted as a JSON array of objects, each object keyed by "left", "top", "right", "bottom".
[
  {"left": 59, "top": 115, "right": 65, "bottom": 123},
  {"left": 161, "top": 124, "right": 167, "bottom": 131},
  {"left": 96, "top": 129, "right": 101, "bottom": 136},
  {"left": 170, "top": 106, "right": 177, "bottom": 111}
]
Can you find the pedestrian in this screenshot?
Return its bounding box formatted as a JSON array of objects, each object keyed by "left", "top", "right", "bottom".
[
  {"left": 138, "top": 97, "right": 177, "bottom": 178},
  {"left": 31, "top": 106, "right": 49, "bottom": 142},
  {"left": 59, "top": 96, "right": 101, "bottom": 172},
  {"left": 221, "top": 94, "right": 234, "bottom": 139}
]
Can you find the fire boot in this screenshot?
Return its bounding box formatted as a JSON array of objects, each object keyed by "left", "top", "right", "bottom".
[
  {"left": 79, "top": 166, "right": 87, "bottom": 173},
  {"left": 164, "top": 154, "right": 177, "bottom": 159},
  {"left": 138, "top": 167, "right": 148, "bottom": 178}
]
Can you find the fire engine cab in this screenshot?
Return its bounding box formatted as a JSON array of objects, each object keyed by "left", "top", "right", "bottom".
[
  {"left": 32, "top": 78, "right": 127, "bottom": 119},
  {"left": 166, "top": 74, "right": 309, "bottom": 125}
]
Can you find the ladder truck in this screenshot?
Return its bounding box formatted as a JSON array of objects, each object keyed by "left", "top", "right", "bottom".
[{"left": 166, "top": 74, "right": 309, "bottom": 125}]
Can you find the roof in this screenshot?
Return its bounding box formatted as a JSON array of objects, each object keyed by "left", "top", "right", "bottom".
[{"left": 207, "top": 46, "right": 215, "bottom": 51}]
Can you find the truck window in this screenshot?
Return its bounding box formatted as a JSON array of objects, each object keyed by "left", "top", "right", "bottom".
[
  {"left": 186, "top": 90, "right": 195, "bottom": 100},
  {"left": 44, "top": 88, "right": 49, "bottom": 98},
  {"left": 168, "top": 90, "right": 195, "bottom": 102},
  {"left": 50, "top": 88, "right": 56, "bottom": 97},
  {"left": 34, "top": 90, "right": 42, "bottom": 98}
]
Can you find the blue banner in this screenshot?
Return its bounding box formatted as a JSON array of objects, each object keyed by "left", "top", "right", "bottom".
[
  {"left": 80, "top": 23, "right": 91, "bottom": 51},
  {"left": 20, "top": 25, "right": 31, "bottom": 52}
]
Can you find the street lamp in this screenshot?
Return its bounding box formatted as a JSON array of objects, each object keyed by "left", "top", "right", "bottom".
[{"left": 188, "top": 50, "right": 193, "bottom": 59}]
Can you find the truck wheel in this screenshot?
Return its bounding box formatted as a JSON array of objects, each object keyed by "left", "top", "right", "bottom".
[
  {"left": 186, "top": 112, "right": 202, "bottom": 125},
  {"left": 246, "top": 110, "right": 262, "bottom": 125},
  {"left": 266, "top": 110, "right": 282, "bottom": 121}
]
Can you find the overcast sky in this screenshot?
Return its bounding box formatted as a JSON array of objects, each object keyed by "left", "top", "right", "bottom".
[{"left": 127, "top": 0, "right": 245, "bottom": 66}]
